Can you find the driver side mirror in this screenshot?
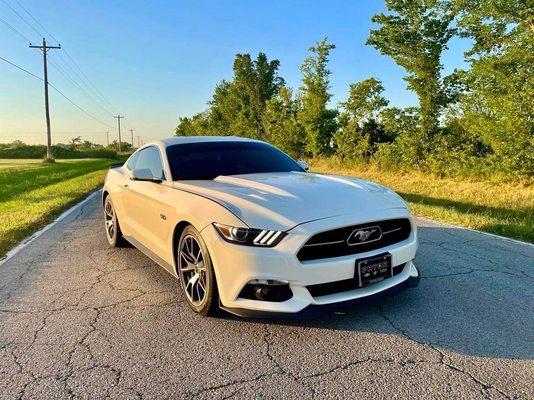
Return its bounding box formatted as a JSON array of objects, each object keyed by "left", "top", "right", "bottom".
[
  {"left": 130, "top": 168, "right": 162, "bottom": 183},
  {"left": 297, "top": 160, "right": 309, "bottom": 171}
]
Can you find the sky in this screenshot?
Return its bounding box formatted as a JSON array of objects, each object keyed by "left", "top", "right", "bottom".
[{"left": 0, "top": 0, "right": 471, "bottom": 146}]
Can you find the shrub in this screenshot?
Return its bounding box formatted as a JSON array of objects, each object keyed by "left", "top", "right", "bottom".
[
  {"left": 0, "top": 143, "right": 118, "bottom": 159},
  {"left": 84, "top": 148, "right": 118, "bottom": 159}
]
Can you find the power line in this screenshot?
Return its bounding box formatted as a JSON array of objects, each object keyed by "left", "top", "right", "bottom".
[
  {"left": 0, "top": 54, "right": 116, "bottom": 130},
  {"left": 6, "top": 0, "right": 119, "bottom": 116},
  {"left": 51, "top": 50, "right": 118, "bottom": 117},
  {"left": 48, "top": 56, "right": 85, "bottom": 91},
  {"left": 2, "top": 1, "right": 130, "bottom": 138},
  {"left": 12, "top": 0, "right": 59, "bottom": 43},
  {"left": 1, "top": 0, "right": 42, "bottom": 39},
  {"left": 62, "top": 48, "right": 118, "bottom": 112},
  {"left": 0, "top": 15, "right": 31, "bottom": 42},
  {"left": 49, "top": 82, "right": 115, "bottom": 129},
  {"left": 1, "top": 7, "right": 116, "bottom": 119},
  {"left": 0, "top": 55, "right": 42, "bottom": 80},
  {"left": 48, "top": 53, "right": 115, "bottom": 116}
]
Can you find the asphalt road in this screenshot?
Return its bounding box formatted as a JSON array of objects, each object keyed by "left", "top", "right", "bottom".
[{"left": 1, "top": 193, "right": 533, "bottom": 399}]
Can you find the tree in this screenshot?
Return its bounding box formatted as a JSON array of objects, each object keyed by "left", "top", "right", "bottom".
[
  {"left": 367, "top": 0, "right": 457, "bottom": 161},
  {"left": 10, "top": 140, "right": 25, "bottom": 148},
  {"left": 107, "top": 140, "right": 119, "bottom": 150},
  {"left": 209, "top": 53, "right": 284, "bottom": 139},
  {"left": 175, "top": 52, "right": 284, "bottom": 140},
  {"left": 453, "top": 0, "right": 534, "bottom": 176},
  {"left": 263, "top": 87, "right": 306, "bottom": 158},
  {"left": 299, "top": 37, "right": 338, "bottom": 157},
  {"left": 374, "top": 106, "right": 427, "bottom": 168},
  {"left": 107, "top": 140, "right": 131, "bottom": 151},
  {"left": 68, "top": 136, "right": 82, "bottom": 150},
  {"left": 175, "top": 112, "right": 213, "bottom": 136},
  {"left": 334, "top": 78, "right": 389, "bottom": 160},
  {"left": 380, "top": 106, "right": 420, "bottom": 139},
  {"left": 342, "top": 78, "right": 389, "bottom": 122}
]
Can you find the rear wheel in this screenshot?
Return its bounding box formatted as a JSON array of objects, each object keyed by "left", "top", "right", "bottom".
[
  {"left": 103, "top": 195, "right": 126, "bottom": 247},
  {"left": 177, "top": 226, "right": 219, "bottom": 315}
]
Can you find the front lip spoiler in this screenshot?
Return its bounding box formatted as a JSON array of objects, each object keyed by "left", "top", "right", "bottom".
[{"left": 220, "top": 267, "right": 420, "bottom": 319}]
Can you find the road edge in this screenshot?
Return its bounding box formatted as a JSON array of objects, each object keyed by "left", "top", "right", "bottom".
[
  {"left": 0, "top": 190, "right": 101, "bottom": 267},
  {"left": 415, "top": 214, "right": 534, "bottom": 249}
]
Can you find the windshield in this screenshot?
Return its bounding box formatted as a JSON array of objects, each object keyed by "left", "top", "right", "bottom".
[{"left": 166, "top": 141, "right": 304, "bottom": 180}]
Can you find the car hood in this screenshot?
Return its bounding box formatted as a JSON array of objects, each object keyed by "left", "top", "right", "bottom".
[{"left": 173, "top": 171, "right": 408, "bottom": 231}]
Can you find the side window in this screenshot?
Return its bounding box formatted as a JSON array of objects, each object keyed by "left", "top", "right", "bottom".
[
  {"left": 126, "top": 151, "right": 140, "bottom": 171},
  {"left": 135, "top": 147, "right": 165, "bottom": 180}
]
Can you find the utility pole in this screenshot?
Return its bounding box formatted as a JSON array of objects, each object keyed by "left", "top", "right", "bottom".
[
  {"left": 137, "top": 135, "right": 140, "bottom": 148},
  {"left": 113, "top": 115, "right": 124, "bottom": 152},
  {"left": 30, "top": 38, "right": 61, "bottom": 161},
  {"left": 129, "top": 129, "right": 135, "bottom": 147},
  {"left": 106, "top": 131, "right": 109, "bottom": 147}
]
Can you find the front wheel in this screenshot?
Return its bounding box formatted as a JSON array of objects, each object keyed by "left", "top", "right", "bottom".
[{"left": 177, "top": 226, "right": 219, "bottom": 315}]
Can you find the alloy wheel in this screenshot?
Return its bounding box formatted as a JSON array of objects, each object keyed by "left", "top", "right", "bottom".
[
  {"left": 104, "top": 198, "right": 116, "bottom": 242},
  {"left": 179, "top": 234, "right": 207, "bottom": 305}
]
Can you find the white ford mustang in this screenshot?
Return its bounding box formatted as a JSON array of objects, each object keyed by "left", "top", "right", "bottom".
[{"left": 102, "top": 136, "right": 419, "bottom": 317}]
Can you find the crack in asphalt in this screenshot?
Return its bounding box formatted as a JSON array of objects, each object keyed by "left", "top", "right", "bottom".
[
  {"left": 437, "top": 241, "right": 533, "bottom": 274},
  {"left": 377, "top": 305, "right": 513, "bottom": 400},
  {"left": 189, "top": 371, "right": 280, "bottom": 399},
  {"left": 423, "top": 267, "right": 534, "bottom": 281},
  {"left": 421, "top": 241, "right": 534, "bottom": 283},
  {"left": 2, "top": 230, "right": 180, "bottom": 398}
]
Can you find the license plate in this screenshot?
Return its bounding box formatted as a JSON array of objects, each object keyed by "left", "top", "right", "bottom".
[{"left": 356, "top": 253, "right": 392, "bottom": 287}]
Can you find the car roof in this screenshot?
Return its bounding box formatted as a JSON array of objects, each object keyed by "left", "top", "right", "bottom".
[{"left": 158, "top": 136, "right": 264, "bottom": 148}]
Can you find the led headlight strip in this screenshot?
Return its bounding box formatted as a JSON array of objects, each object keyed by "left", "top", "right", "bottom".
[
  {"left": 253, "top": 230, "right": 283, "bottom": 245},
  {"left": 213, "top": 223, "right": 285, "bottom": 247}
]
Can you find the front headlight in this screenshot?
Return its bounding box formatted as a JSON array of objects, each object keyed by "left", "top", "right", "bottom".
[{"left": 213, "top": 223, "right": 286, "bottom": 247}]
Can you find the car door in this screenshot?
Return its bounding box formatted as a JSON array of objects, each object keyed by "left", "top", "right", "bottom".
[{"left": 122, "top": 146, "right": 169, "bottom": 259}]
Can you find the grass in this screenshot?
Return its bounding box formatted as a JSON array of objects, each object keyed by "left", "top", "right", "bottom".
[
  {"left": 0, "top": 159, "right": 43, "bottom": 169},
  {"left": 310, "top": 159, "right": 534, "bottom": 244},
  {"left": 0, "top": 158, "right": 119, "bottom": 258}
]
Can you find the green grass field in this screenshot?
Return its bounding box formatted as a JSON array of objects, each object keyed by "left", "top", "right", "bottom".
[
  {"left": 311, "top": 159, "right": 534, "bottom": 244},
  {"left": 0, "top": 158, "right": 119, "bottom": 258}
]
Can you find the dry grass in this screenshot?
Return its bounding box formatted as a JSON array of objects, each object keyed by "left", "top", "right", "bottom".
[{"left": 310, "top": 159, "right": 534, "bottom": 244}]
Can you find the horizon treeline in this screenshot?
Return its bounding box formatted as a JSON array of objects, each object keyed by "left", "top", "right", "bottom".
[
  {"left": 175, "top": 0, "right": 533, "bottom": 180},
  {"left": 0, "top": 138, "right": 123, "bottom": 159}
]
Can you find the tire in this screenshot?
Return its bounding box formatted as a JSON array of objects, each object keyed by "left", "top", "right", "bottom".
[
  {"left": 177, "top": 225, "right": 219, "bottom": 315},
  {"left": 103, "top": 195, "right": 127, "bottom": 248}
]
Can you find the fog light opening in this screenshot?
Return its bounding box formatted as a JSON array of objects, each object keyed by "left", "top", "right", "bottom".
[{"left": 239, "top": 280, "right": 293, "bottom": 302}]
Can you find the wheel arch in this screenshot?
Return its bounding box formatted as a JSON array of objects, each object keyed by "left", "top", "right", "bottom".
[
  {"left": 172, "top": 220, "right": 194, "bottom": 275},
  {"left": 102, "top": 189, "right": 110, "bottom": 205}
]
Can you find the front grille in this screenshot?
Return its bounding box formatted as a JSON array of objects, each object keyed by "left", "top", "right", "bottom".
[
  {"left": 297, "top": 218, "right": 411, "bottom": 262},
  {"left": 307, "top": 263, "right": 405, "bottom": 297}
]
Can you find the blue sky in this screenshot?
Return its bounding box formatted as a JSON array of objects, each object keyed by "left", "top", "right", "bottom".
[{"left": 0, "top": 0, "right": 470, "bottom": 145}]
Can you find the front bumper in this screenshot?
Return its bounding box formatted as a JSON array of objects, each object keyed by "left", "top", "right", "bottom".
[
  {"left": 200, "top": 212, "right": 419, "bottom": 317},
  {"left": 221, "top": 266, "right": 420, "bottom": 318}
]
